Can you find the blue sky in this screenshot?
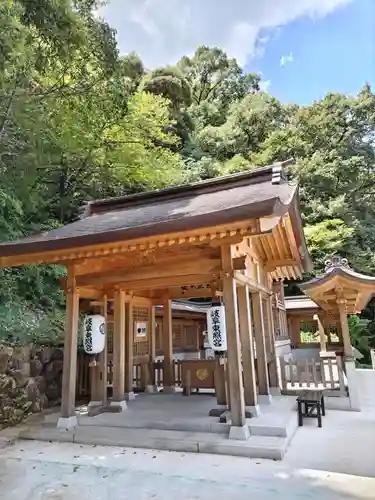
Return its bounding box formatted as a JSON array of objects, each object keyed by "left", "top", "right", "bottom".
[
  {"left": 250, "top": 0, "right": 375, "bottom": 104},
  {"left": 100, "top": 0, "right": 374, "bottom": 105}
]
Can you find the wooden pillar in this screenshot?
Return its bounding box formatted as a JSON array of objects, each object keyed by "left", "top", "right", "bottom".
[
  {"left": 290, "top": 316, "right": 301, "bottom": 346},
  {"left": 89, "top": 312, "right": 101, "bottom": 405},
  {"left": 214, "top": 358, "right": 228, "bottom": 405},
  {"left": 146, "top": 306, "right": 157, "bottom": 392},
  {"left": 324, "top": 318, "right": 332, "bottom": 345},
  {"left": 111, "top": 289, "right": 126, "bottom": 408},
  {"left": 221, "top": 246, "right": 247, "bottom": 433},
  {"left": 265, "top": 294, "right": 279, "bottom": 388},
  {"left": 89, "top": 366, "right": 101, "bottom": 405},
  {"left": 150, "top": 306, "right": 156, "bottom": 361},
  {"left": 337, "top": 299, "right": 353, "bottom": 358},
  {"left": 100, "top": 296, "right": 108, "bottom": 405},
  {"left": 237, "top": 285, "right": 258, "bottom": 409},
  {"left": 315, "top": 313, "right": 327, "bottom": 352},
  {"left": 89, "top": 297, "right": 108, "bottom": 407},
  {"left": 124, "top": 300, "right": 134, "bottom": 398},
  {"left": 252, "top": 292, "right": 270, "bottom": 398},
  {"left": 58, "top": 266, "right": 79, "bottom": 428},
  {"left": 337, "top": 299, "right": 360, "bottom": 410},
  {"left": 162, "top": 299, "right": 175, "bottom": 391}
]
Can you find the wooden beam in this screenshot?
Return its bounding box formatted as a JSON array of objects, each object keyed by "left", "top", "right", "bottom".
[
  {"left": 265, "top": 258, "right": 298, "bottom": 271},
  {"left": 60, "top": 266, "right": 79, "bottom": 419},
  {"left": 275, "top": 224, "right": 291, "bottom": 260},
  {"left": 76, "top": 287, "right": 104, "bottom": 300},
  {"left": 250, "top": 237, "right": 266, "bottom": 261},
  {"left": 234, "top": 271, "right": 270, "bottom": 294},
  {"left": 1, "top": 222, "right": 255, "bottom": 268},
  {"left": 76, "top": 259, "right": 221, "bottom": 287},
  {"left": 261, "top": 234, "right": 277, "bottom": 261},
  {"left": 75, "top": 246, "right": 219, "bottom": 277},
  {"left": 209, "top": 234, "right": 244, "bottom": 247},
  {"left": 163, "top": 287, "right": 214, "bottom": 300},
  {"left": 237, "top": 239, "right": 262, "bottom": 261},
  {"left": 271, "top": 226, "right": 286, "bottom": 260},
  {"left": 109, "top": 273, "right": 215, "bottom": 292},
  {"left": 284, "top": 216, "right": 301, "bottom": 263},
  {"left": 86, "top": 291, "right": 153, "bottom": 304}
]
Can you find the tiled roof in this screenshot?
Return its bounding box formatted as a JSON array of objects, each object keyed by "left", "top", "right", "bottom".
[{"left": 0, "top": 161, "right": 299, "bottom": 257}]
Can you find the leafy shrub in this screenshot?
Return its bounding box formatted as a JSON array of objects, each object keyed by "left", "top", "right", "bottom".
[{"left": 0, "top": 374, "right": 31, "bottom": 428}]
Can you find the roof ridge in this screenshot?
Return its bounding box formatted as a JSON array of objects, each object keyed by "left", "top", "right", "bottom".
[{"left": 80, "top": 159, "right": 295, "bottom": 218}]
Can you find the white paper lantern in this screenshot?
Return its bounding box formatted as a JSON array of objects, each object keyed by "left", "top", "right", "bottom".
[
  {"left": 206, "top": 303, "right": 227, "bottom": 352},
  {"left": 83, "top": 315, "right": 105, "bottom": 354}
]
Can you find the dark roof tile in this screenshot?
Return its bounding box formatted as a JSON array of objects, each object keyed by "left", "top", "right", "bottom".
[{"left": 0, "top": 161, "right": 298, "bottom": 257}]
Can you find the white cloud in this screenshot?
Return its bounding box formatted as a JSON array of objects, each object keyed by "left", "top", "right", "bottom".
[
  {"left": 99, "top": 0, "right": 352, "bottom": 68},
  {"left": 280, "top": 52, "right": 294, "bottom": 67},
  {"left": 259, "top": 80, "right": 272, "bottom": 92}
]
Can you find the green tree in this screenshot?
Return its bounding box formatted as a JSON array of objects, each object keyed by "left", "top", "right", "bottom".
[
  {"left": 348, "top": 315, "right": 373, "bottom": 363},
  {"left": 178, "top": 46, "right": 260, "bottom": 119}
]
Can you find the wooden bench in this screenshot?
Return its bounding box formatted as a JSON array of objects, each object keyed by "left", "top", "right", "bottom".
[{"left": 297, "top": 390, "right": 325, "bottom": 428}]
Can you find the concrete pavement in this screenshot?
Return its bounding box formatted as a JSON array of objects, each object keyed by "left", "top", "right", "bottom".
[
  {"left": 284, "top": 407, "right": 375, "bottom": 477},
  {"left": 0, "top": 438, "right": 374, "bottom": 500},
  {"left": 1, "top": 406, "right": 374, "bottom": 499}
]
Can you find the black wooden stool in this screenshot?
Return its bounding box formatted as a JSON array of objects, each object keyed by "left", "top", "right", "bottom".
[{"left": 297, "top": 390, "right": 325, "bottom": 428}]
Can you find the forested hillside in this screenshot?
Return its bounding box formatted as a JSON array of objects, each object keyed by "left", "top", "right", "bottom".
[{"left": 1, "top": 1, "right": 375, "bottom": 351}]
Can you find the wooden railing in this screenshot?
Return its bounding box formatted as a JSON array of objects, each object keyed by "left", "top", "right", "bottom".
[
  {"left": 279, "top": 356, "right": 346, "bottom": 395},
  {"left": 77, "top": 358, "right": 197, "bottom": 398},
  {"left": 151, "top": 360, "right": 183, "bottom": 388},
  {"left": 132, "top": 359, "right": 183, "bottom": 390}
]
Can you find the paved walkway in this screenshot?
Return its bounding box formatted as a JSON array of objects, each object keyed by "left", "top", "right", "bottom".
[
  {"left": 1, "top": 440, "right": 375, "bottom": 500},
  {"left": 0, "top": 408, "right": 374, "bottom": 499},
  {"left": 284, "top": 407, "right": 375, "bottom": 477}
]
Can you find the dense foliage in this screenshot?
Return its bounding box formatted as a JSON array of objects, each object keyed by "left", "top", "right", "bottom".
[{"left": 1, "top": 1, "right": 374, "bottom": 356}]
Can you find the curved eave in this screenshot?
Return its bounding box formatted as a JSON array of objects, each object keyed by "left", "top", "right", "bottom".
[
  {"left": 300, "top": 267, "right": 375, "bottom": 292},
  {"left": 265, "top": 190, "right": 312, "bottom": 281},
  {"left": 300, "top": 267, "right": 375, "bottom": 312}
]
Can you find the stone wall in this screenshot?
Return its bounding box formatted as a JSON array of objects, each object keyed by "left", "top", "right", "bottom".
[{"left": 0, "top": 344, "right": 64, "bottom": 429}]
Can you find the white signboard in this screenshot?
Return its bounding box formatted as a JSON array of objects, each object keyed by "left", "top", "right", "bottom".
[
  {"left": 206, "top": 303, "right": 227, "bottom": 352},
  {"left": 134, "top": 321, "right": 147, "bottom": 340}
]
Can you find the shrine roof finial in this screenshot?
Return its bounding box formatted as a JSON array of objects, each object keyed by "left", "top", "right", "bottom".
[{"left": 324, "top": 255, "right": 350, "bottom": 272}]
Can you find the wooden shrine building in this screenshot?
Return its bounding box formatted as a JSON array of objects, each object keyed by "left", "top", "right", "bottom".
[
  {"left": 299, "top": 256, "right": 375, "bottom": 357},
  {"left": 0, "top": 161, "right": 312, "bottom": 438},
  {"left": 286, "top": 257, "right": 375, "bottom": 356},
  {"left": 283, "top": 256, "right": 375, "bottom": 410}
]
